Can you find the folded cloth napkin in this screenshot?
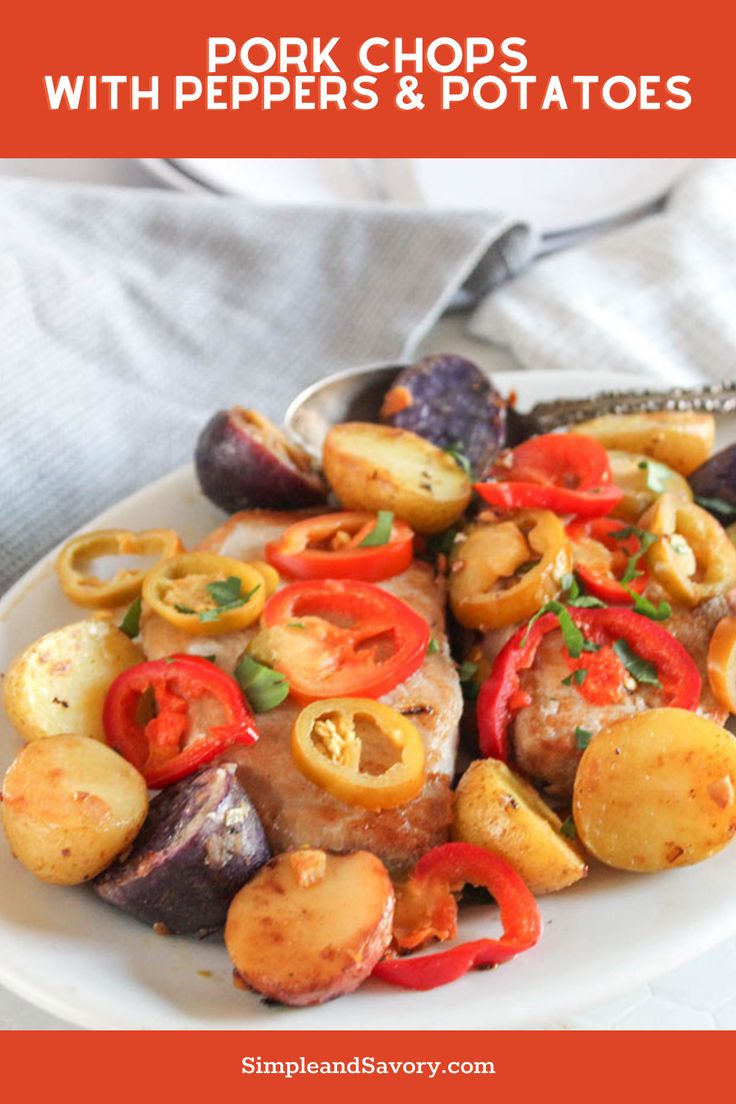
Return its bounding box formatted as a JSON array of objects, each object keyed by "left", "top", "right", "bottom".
[
  {"left": 0, "top": 178, "right": 533, "bottom": 595},
  {"left": 471, "top": 158, "right": 736, "bottom": 387}
]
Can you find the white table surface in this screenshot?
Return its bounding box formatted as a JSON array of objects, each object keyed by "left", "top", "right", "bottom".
[{"left": 1, "top": 158, "right": 733, "bottom": 1031}]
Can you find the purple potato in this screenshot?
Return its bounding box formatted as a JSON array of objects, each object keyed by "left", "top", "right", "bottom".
[
  {"left": 689, "top": 444, "right": 736, "bottom": 522},
  {"left": 94, "top": 762, "right": 270, "bottom": 934},
  {"left": 379, "top": 354, "right": 507, "bottom": 477},
  {"left": 195, "top": 407, "right": 328, "bottom": 513}
]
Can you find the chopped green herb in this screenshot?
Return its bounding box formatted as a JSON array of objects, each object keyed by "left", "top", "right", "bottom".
[
  {"left": 575, "top": 726, "right": 593, "bottom": 750},
  {"left": 444, "top": 444, "right": 472, "bottom": 478},
  {"left": 358, "top": 510, "right": 394, "bottom": 548},
  {"left": 624, "top": 587, "right": 672, "bottom": 622},
  {"left": 457, "top": 660, "right": 478, "bottom": 682},
  {"left": 199, "top": 582, "right": 261, "bottom": 623},
  {"left": 559, "top": 572, "right": 606, "bottom": 609},
  {"left": 427, "top": 638, "right": 440, "bottom": 655},
  {"left": 612, "top": 638, "right": 661, "bottom": 687},
  {"left": 235, "top": 653, "right": 290, "bottom": 713},
  {"left": 288, "top": 621, "right": 307, "bottom": 629},
  {"left": 561, "top": 669, "right": 587, "bottom": 688},
  {"left": 202, "top": 655, "right": 217, "bottom": 663},
  {"left": 521, "top": 600, "right": 585, "bottom": 657},
  {"left": 120, "top": 597, "right": 142, "bottom": 639},
  {"left": 611, "top": 525, "right": 658, "bottom": 584},
  {"left": 560, "top": 815, "right": 577, "bottom": 839},
  {"left": 694, "top": 495, "right": 736, "bottom": 520},
  {"left": 174, "top": 603, "right": 196, "bottom": 615},
  {"left": 637, "top": 458, "right": 673, "bottom": 494},
  {"left": 207, "top": 576, "right": 245, "bottom": 606}
]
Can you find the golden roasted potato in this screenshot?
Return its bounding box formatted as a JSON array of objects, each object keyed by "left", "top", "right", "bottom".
[
  {"left": 225, "top": 849, "right": 395, "bottom": 1006},
  {"left": 453, "top": 759, "right": 587, "bottom": 894},
  {"left": 322, "top": 422, "right": 471, "bottom": 534},
  {"left": 1, "top": 735, "right": 148, "bottom": 885},
  {"left": 2, "top": 620, "right": 142, "bottom": 743},
  {"left": 572, "top": 412, "right": 715, "bottom": 476},
  {"left": 607, "top": 449, "right": 693, "bottom": 521},
  {"left": 573, "top": 708, "right": 736, "bottom": 872}
]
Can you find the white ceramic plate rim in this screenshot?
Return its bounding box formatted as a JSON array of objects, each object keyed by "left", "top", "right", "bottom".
[{"left": 2, "top": 367, "right": 736, "bottom": 1031}]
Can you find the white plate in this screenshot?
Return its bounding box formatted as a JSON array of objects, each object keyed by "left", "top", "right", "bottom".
[
  {"left": 151, "top": 159, "right": 695, "bottom": 237},
  {"left": 2, "top": 367, "right": 735, "bottom": 1030}
]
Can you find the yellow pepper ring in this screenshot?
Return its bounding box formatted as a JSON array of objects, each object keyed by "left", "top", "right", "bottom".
[
  {"left": 56, "top": 528, "right": 184, "bottom": 610},
  {"left": 640, "top": 494, "right": 736, "bottom": 608},
  {"left": 142, "top": 552, "right": 267, "bottom": 636},
  {"left": 249, "top": 561, "right": 280, "bottom": 597},
  {"left": 449, "top": 509, "right": 572, "bottom": 630},
  {"left": 291, "top": 698, "right": 425, "bottom": 811},
  {"left": 707, "top": 615, "right": 736, "bottom": 714}
]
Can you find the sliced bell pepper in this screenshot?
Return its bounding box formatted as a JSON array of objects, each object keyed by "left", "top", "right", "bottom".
[
  {"left": 475, "top": 433, "right": 623, "bottom": 518},
  {"left": 449, "top": 509, "right": 571, "bottom": 630},
  {"left": 566, "top": 516, "right": 649, "bottom": 604},
  {"left": 477, "top": 607, "right": 701, "bottom": 761},
  {"left": 291, "top": 697, "right": 425, "bottom": 809},
  {"left": 255, "top": 579, "right": 430, "bottom": 702},
  {"left": 373, "top": 842, "right": 541, "bottom": 991},
  {"left": 56, "top": 528, "right": 183, "bottom": 610},
  {"left": 266, "top": 511, "right": 414, "bottom": 582},
  {"left": 639, "top": 494, "right": 736, "bottom": 607},
  {"left": 103, "top": 654, "right": 258, "bottom": 788},
  {"left": 141, "top": 552, "right": 267, "bottom": 636},
  {"left": 707, "top": 615, "right": 736, "bottom": 714}
]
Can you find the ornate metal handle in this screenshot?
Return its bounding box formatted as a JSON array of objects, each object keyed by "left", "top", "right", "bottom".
[{"left": 528, "top": 379, "right": 736, "bottom": 433}]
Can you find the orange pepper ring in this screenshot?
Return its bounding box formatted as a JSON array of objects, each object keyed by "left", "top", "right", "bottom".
[
  {"left": 142, "top": 552, "right": 268, "bottom": 637},
  {"left": 56, "top": 528, "right": 183, "bottom": 609}
]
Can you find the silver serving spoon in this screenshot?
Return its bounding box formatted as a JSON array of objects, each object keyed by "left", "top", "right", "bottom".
[{"left": 285, "top": 361, "right": 736, "bottom": 460}]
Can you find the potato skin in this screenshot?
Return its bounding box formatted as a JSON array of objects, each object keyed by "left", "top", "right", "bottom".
[
  {"left": 573, "top": 708, "right": 736, "bottom": 872},
  {"left": 1, "top": 735, "right": 148, "bottom": 885},
  {"left": 453, "top": 759, "right": 587, "bottom": 894},
  {"left": 323, "top": 422, "right": 471, "bottom": 535},
  {"left": 225, "top": 849, "right": 395, "bottom": 1006},
  {"left": 2, "top": 620, "right": 142, "bottom": 743},
  {"left": 571, "top": 412, "right": 714, "bottom": 476}
]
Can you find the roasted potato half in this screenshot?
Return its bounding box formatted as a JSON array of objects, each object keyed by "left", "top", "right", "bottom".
[
  {"left": 323, "top": 422, "right": 471, "bottom": 534},
  {"left": 1, "top": 735, "right": 148, "bottom": 885},
  {"left": 453, "top": 759, "right": 587, "bottom": 894},
  {"left": 572, "top": 412, "right": 715, "bottom": 476},
  {"left": 2, "top": 620, "right": 142, "bottom": 743},
  {"left": 225, "top": 849, "right": 395, "bottom": 1006},
  {"left": 573, "top": 708, "right": 736, "bottom": 872}
]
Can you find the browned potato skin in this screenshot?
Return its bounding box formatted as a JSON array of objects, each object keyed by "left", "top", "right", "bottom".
[
  {"left": 225, "top": 850, "right": 395, "bottom": 1006},
  {"left": 2, "top": 620, "right": 143, "bottom": 743},
  {"left": 323, "top": 422, "right": 471, "bottom": 534},
  {"left": 571, "top": 412, "right": 714, "bottom": 476},
  {"left": 573, "top": 709, "right": 736, "bottom": 872},
  {"left": 2, "top": 735, "right": 148, "bottom": 885},
  {"left": 453, "top": 759, "right": 587, "bottom": 894}
]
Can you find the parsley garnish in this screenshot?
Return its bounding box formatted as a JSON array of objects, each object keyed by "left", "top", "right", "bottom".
[
  {"left": 612, "top": 638, "right": 661, "bottom": 687},
  {"left": 444, "top": 443, "right": 472, "bottom": 478},
  {"left": 175, "top": 603, "right": 196, "bottom": 615},
  {"left": 457, "top": 660, "right": 478, "bottom": 682},
  {"left": 560, "top": 815, "right": 577, "bottom": 839},
  {"left": 575, "top": 726, "right": 593, "bottom": 749},
  {"left": 427, "top": 638, "right": 440, "bottom": 655},
  {"left": 611, "top": 525, "right": 658, "bottom": 584},
  {"left": 521, "top": 601, "right": 585, "bottom": 657},
  {"left": 562, "top": 669, "right": 587, "bottom": 687},
  {"left": 637, "top": 458, "right": 673, "bottom": 494},
  {"left": 199, "top": 578, "right": 261, "bottom": 623},
  {"left": 694, "top": 495, "right": 736, "bottom": 520},
  {"left": 624, "top": 587, "right": 672, "bottom": 621},
  {"left": 359, "top": 510, "right": 394, "bottom": 548},
  {"left": 120, "top": 597, "right": 141, "bottom": 639},
  {"left": 288, "top": 621, "right": 307, "bottom": 629},
  {"left": 235, "top": 653, "right": 290, "bottom": 713}
]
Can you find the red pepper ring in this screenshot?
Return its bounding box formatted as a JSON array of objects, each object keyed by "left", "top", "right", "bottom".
[
  {"left": 265, "top": 511, "right": 414, "bottom": 582},
  {"left": 566, "top": 516, "right": 649, "bottom": 604},
  {"left": 477, "top": 607, "right": 702, "bottom": 761},
  {"left": 373, "top": 843, "right": 541, "bottom": 991},
  {"left": 103, "top": 655, "right": 259, "bottom": 789},
  {"left": 475, "top": 433, "right": 623, "bottom": 518}
]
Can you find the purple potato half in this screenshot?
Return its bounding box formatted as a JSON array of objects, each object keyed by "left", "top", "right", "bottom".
[
  {"left": 379, "top": 354, "right": 507, "bottom": 477},
  {"left": 689, "top": 444, "right": 736, "bottom": 523},
  {"left": 195, "top": 407, "right": 328, "bottom": 513},
  {"left": 94, "top": 762, "right": 270, "bottom": 934}
]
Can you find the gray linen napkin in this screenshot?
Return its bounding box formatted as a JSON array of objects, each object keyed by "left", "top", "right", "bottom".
[
  {"left": 0, "top": 179, "right": 533, "bottom": 594},
  {"left": 470, "top": 159, "right": 736, "bottom": 387}
]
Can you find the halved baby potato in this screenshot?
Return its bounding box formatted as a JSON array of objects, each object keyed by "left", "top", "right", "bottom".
[
  {"left": 573, "top": 708, "right": 736, "bottom": 872},
  {"left": 572, "top": 412, "right": 715, "bottom": 476},
  {"left": 453, "top": 759, "right": 587, "bottom": 894},
  {"left": 2, "top": 620, "right": 142, "bottom": 743},
  {"left": 225, "top": 849, "right": 395, "bottom": 1006},
  {"left": 1, "top": 734, "right": 148, "bottom": 885},
  {"left": 323, "top": 422, "right": 471, "bottom": 534}
]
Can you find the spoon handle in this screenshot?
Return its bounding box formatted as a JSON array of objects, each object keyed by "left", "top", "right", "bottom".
[{"left": 527, "top": 379, "right": 736, "bottom": 434}]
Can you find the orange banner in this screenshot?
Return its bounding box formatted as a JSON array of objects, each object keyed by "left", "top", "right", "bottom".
[{"left": 0, "top": 0, "right": 731, "bottom": 156}]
